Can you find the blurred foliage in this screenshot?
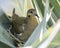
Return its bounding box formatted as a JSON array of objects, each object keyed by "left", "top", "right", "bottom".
[
  {"left": 48, "top": 30, "right": 60, "bottom": 48},
  {"left": 50, "top": 0, "right": 60, "bottom": 18},
  {"left": 36, "top": 0, "right": 44, "bottom": 16}
]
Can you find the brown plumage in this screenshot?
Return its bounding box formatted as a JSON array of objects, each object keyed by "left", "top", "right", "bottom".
[
  {"left": 12, "top": 8, "right": 27, "bottom": 34},
  {"left": 12, "top": 8, "right": 39, "bottom": 42},
  {"left": 19, "top": 9, "right": 39, "bottom": 42}
]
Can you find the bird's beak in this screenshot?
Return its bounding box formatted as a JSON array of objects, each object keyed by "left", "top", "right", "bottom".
[{"left": 34, "top": 14, "right": 39, "bottom": 18}]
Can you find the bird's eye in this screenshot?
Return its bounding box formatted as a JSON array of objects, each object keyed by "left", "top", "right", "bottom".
[{"left": 30, "top": 11, "right": 33, "bottom": 13}]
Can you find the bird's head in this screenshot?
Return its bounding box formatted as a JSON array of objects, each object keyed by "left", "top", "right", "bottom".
[{"left": 27, "top": 9, "right": 39, "bottom": 18}]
